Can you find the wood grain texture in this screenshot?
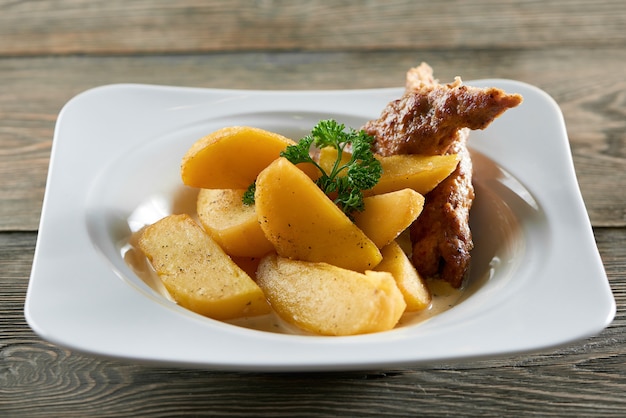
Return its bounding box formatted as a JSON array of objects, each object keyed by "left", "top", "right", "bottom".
[
  {"left": 0, "top": 230, "right": 624, "bottom": 416},
  {"left": 0, "top": 0, "right": 625, "bottom": 55},
  {"left": 1, "top": 49, "right": 625, "bottom": 231}
]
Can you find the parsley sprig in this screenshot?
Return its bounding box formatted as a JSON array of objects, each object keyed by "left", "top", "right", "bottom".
[{"left": 243, "top": 120, "right": 382, "bottom": 218}]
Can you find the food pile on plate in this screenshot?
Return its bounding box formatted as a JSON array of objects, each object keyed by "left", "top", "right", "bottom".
[{"left": 135, "top": 63, "right": 522, "bottom": 336}]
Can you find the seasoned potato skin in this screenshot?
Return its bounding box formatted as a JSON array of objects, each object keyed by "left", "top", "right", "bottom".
[
  {"left": 255, "top": 157, "right": 382, "bottom": 272},
  {"left": 181, "top": 126, "right": 296, "bottom": 189},
  {"left": 256, "top": 254, "right": 406, "bottom": 336},
  {"left": 316, "top": 146, "right": 459, "bottom": 196},
  {"left": 197, "top": 188, "right": 274, "bottom": 258},
  {"left": 138, "top": 214, "right": 270, "bottom": 320},
  {"left": 375, "top": 240, "right": 432, "bottom": 311},
  {"left": 353, "top": 188, "right": 424, "bottom": 249}
]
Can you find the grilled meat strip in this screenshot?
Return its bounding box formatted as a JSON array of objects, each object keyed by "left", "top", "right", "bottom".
[
  {"left": 410, "top": 130, "right": 474, "bottom": 288},
  {"left": 363, "top": 63, "right": 522, "bottom": 288}
]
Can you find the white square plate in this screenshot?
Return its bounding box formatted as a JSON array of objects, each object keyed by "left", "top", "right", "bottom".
[{"left": 26, "top": 81, "right": 616, "bottom": 371}]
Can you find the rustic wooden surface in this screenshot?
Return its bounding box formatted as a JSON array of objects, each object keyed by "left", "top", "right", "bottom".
[{"left": 1, "top": 1, "right": 625, "bottom": 416}]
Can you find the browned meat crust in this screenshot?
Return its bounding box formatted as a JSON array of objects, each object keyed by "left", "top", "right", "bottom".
[
  {"left": 363, "top": 63, "right": 522, "bottom": 288},
  {"left": 410, "top": 130, "right": 474, "bottom": 288},
  {"left": 363, "top": 64, "right": 523, "bottom": 157}
]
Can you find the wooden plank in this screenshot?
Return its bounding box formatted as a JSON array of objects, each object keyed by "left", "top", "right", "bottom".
[
  {"left": 0, "top": 0, "right": 625, "bottom": 55},
  {"left": 1, "top": 49, "right": 624, "bottom": 231},
  {"left": 0, "top": 228, "right": 623, "bottom": 415}
]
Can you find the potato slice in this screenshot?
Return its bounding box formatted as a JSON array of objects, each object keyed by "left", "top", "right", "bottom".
[
  {"left": 316, "top": 146, "right": 351, "bottom": 176},
  {"left": 138, "top": 214, "right": 270, "bottom": 320},
  {"left": 181, "top": 126, "right": 296, "bottom": 189},
  {"left": 255, "top": 157, "right": 382, "bottom": 272},
  {"left": 367, "top": 153, "right": 460, "bottom": 196},
  {"left": 257, "top": 254, "right": 406, "bottom": 335},
  {"left": 353, "top": 188, "right": 424, "bottom": 248},
  {"left": 375, "top": 241, "right": 432, "bottom": 312},
  {"left": 197, "top": 188, "right": 274, "bottom": 258},
  {"left": 316, "top": 147, "right": 459, "bottom": 196}
]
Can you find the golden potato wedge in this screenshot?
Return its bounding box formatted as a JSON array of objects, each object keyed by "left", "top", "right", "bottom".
[
  {"left": 197, "top": 188, "right": 274, "bottom": 258},
  {"left": 255, "top": 157, "right": 382, "bottom": 272},
  {"left": 256, "top": 254, "right": 406, "bottom": 335},
  {"left": 367, "top": 153, "right": 460, "bottom": 196},
  {"left": 138, "top": 214, "right": 270, "bottom": 320},
  {"left": 316, "top": 147, "right": 459, "bottom": 196},
  {"left": 353, "top": 188, "right": 425, "bottom": 248},
  {"left": 181, "top": 126, "right": 296, "bottom": 189},
  {"left": 375, "top": 241, "right": 431, "bottom": 312},
  {"left": 316, "top": 146, "right": 352, "bottom": 173}
]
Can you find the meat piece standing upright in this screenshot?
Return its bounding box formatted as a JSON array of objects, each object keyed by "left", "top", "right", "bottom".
[
  {"left": 409, "top": 130, "right": 474, "bottom": 288},
  {"left": 363, "top": 63, "right": 522, "bottom": 288}
]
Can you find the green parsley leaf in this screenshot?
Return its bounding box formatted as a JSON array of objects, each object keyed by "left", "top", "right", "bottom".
[
  {"left": 278, "top": 136, "right": 315, "bottom": 165},
  {"left": 242, "top": 182, "right": 256, "bottom": 206},
  {"left": 289, "top": 119, "right": 382, "bottom": 217},
  {"left": 242, "top": 119, "right": 382, "bottom": 218}
]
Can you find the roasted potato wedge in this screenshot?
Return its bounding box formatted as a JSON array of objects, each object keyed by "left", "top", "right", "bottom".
[
  {"left": 255, "top": 157, "right": 382, "bottom": 272},
  {"left": 353, "top": 188, "right": 424, "bottom": 248},
  {"left": 257, "top": 254, "right": 406, "bottom": 335},
  {"left": 138, "top": 214, "right": 270, "bottom": 320},
  {"left": 375, "top": 241, "right": 431, "bottom": 311},
  {"left": 197, "top": 188, "right": 274, "bottom": 258},
  {"left": 368, "top": 153, "right": 460, "bottom": 196},
  {"left": 317, "top": 147, "right": 459, "bottom": 196},
  {"left": 181, "top": 126, "right": 295, "bottom": 189}
]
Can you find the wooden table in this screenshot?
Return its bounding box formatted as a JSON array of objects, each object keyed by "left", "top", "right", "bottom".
[{"left": 2, "top": 1, "right": 625, "bottom": 415}]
